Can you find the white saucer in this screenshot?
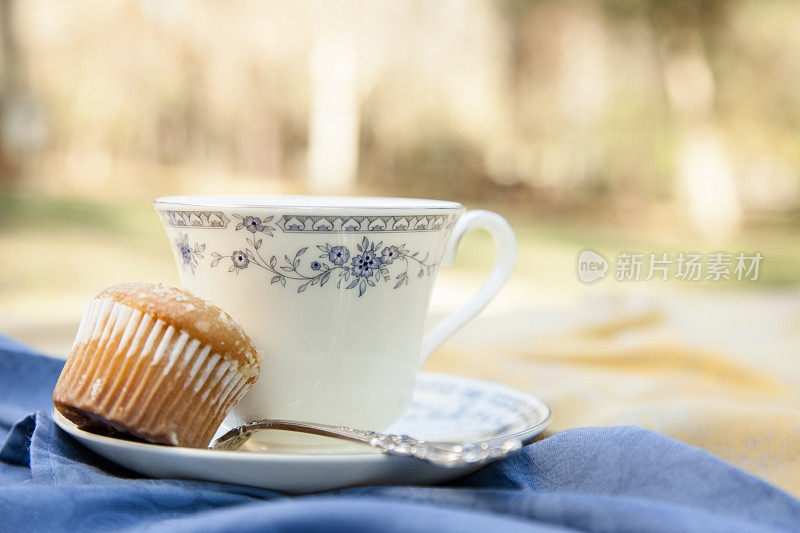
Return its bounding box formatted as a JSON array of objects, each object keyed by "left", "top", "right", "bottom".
[{"left": 53, "top": 372, "right": 551, "bottom": 493}]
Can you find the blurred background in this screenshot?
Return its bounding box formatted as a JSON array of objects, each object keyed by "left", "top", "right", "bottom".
[{"left": 1, "top": 0, "right": 799, "bottom": 492}]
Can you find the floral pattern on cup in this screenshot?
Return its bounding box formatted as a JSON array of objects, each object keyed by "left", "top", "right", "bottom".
[
  {"left": 175, "top": 233, "right": 205, "bottom": 275},
  {"left": 210, "top": 236, "right": 436, "bottom": 296},
  {"left": 233, "top": 214, "right": 276, "bottom": 236}
]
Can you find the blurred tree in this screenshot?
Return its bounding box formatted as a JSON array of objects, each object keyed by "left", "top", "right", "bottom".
[
  {"left": 0, "top": 0, "right": 45, "bottom": 188},
  {"left": 0, "top": 0, "right": 21, "bottom": 186},
  {"left": 307, "top": 5, "right": 359, "bottom": 193},
  {"left": 644, "top": 0, "right": 741, "bottom": 238}
]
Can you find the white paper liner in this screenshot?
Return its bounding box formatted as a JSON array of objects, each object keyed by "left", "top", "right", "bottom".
[{"left": 54, "top": 297, "right": 249, "bottom": 447}]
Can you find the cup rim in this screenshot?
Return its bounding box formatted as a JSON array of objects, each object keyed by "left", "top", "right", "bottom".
[{"left": 154, "top": 195, "right": 465, "bottom": 212}]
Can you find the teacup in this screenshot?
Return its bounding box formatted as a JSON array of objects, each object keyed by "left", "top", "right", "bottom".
[{"left": 154, "top": 195, "right": 516, "bottom": 438}]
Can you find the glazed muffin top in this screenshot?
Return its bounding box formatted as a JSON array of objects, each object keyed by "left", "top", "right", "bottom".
[{"left": 96, "top": 282, "right": 261, "bottom": 382}]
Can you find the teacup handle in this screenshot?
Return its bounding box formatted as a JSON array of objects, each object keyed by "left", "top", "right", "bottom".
[{"left": 420, "top": 210, "right": 517, "bottom": 363}]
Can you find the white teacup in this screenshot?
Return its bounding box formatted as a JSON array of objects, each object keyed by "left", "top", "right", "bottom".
[{"left": 154, "top": 195, "right": 516, "bottom": 438}]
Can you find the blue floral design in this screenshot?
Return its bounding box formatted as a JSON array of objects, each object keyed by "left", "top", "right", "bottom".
[
  {"left": 211, "top": 236, "right": 435, "bottom": 297},
  {"left": 351, "top": 249, "right": 383, "bottom": 279},
  {"left": 231, "top": 251, "right": 249, "bottom": 270},
  {"left": 351, "top": 256, "right": 370, "bottom": 278},
  {"left": 178, "top": 241, "right": 192, "bottom": 263},
  {"left": 233, "top": 213, "right": 275, "bottom": 236},
  {"left": 381, "top": 246, "right": 400, "bottom": 265},
  {"left": 175, "top": 233, "right": 204, "bottom": 275},
  {"left": 242, "top": 216, "right": 264, "bottom": 233},
  {"left": 329, "top": 246, "right": 350, "bottom": 266}
]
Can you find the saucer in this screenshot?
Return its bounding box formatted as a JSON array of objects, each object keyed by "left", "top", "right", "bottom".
[{"left": 53, "top": 372, "right": 551, "bottom": 493}]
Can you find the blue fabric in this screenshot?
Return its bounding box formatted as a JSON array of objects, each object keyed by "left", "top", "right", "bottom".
[{"left": 1, "top": 337, "right": 799, "bottom": 532}]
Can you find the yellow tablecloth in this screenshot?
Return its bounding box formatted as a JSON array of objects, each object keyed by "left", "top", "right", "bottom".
[{"left": 425, "top": 288, "right": 800, "bottom": 497}]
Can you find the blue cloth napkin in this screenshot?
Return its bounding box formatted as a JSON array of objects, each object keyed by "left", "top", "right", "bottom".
[{"left": 1, "top": 335, "right": 799, "bottom": 532}]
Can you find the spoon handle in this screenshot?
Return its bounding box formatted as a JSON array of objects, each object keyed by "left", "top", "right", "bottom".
[{"left": 211, "top": 419, "right": 522, "bottom": 468}]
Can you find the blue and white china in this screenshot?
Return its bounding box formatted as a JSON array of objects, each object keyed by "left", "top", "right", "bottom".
[{"left": 155, "top": 196, "right": 517, "bottom": 440}]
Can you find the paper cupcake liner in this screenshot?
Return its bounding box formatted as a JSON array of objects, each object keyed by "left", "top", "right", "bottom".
[{"left": 54, "top": 297, "right": 249, "bottom": 448}]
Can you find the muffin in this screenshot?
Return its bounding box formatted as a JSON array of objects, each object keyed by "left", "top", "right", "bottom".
[{"left": 53, "top": 282, "right": 261, "bottom": 448}]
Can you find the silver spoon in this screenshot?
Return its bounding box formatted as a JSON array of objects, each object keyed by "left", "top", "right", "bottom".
[{"left": 211, "top": 419, "right": 523, "bottom": 468}]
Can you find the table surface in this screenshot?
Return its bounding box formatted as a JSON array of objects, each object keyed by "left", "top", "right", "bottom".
[{"left": 423, "top": 286, "right": 800, "bottom": 498}]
